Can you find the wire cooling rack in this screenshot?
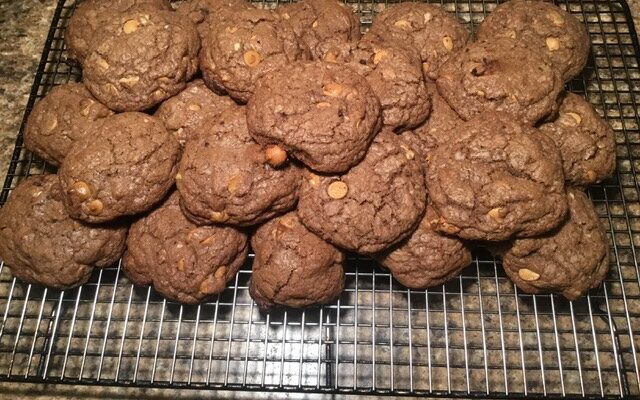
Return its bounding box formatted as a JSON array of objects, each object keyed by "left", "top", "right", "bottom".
[{"left": 0, "top": 0, "right": 639, "bottom": 398}]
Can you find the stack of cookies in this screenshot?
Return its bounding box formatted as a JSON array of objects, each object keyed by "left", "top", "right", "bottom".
[{"left": 0, "top": 0, "right": 615, "bottom": 309}]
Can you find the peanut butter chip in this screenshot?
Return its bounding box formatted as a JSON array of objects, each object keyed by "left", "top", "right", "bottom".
[
  {"left": 476, "top": 90, "right": 486, "bottom": 97},
  {"left": 210, "top": 211, "right": 229, "bottom": 223},
  {"left": 188, "top": 104, "right": 201, "bottom": 112},
  {"left": 227, "top": 174, "right": 242, "bottom": 193},
  {"left": 86, "top": 199, "right": 104, "bottom": 215},
  {"left": 243, "top": 50, "right": 262, "bottom": 67},
  {"left": 45, "top": 116, "right": 58, "bottom": 132},
  {"left": 279, "top": 217, "right": 295, "bottom": 229},
  {"left": 316, "top": 101, "right": 331, "bottom": 108},
  {"left": 281, "top": 12, "right": 290, "bottom": 20},
  {"left": 264, "top": 145, "right": 287, "bottom": 167},
  {"left": 201, "top": 235, "right": 217, "bottom": 245},
  {"left": 442, "top": 36, "right": 454, "bottom": 51},
  {"left": 96, "top": 57, "right": 110, "bottom": 70},
  {"left": 400, "top": 145, "right": 415, "bottom": 160},
  {"left": 566, "top": 112, "right": 582, "bottom": 125},
  {"left": 177, "top": 258, "right": 185, "bottom": 272},
  {"left": 394, "top": 19, "right": 411, "bottom": 29},
  {"left": 123, "top": 19, "right": 140, "bottom": 34},
  {"left": 327, "top": 181, "right": 348, "bottom": 199},
  {"left": 548, "top": 12, "right": 565, "bottom": 26},
  {"left": 70, "top": 181, "right": 91, "bottom": 201},
  {"left": 215, "top": 266, "right": 228, "bottom": 279},
  {"left": 324, "top": 51, "right": 338, "bottom": 63},
  {"left": 373, "top": 50, "right": 388, "bottom": 65},
  {"left": 488, "top": 207, "right": 505, "bottom": 223},
  {"left": 312, "top": 20, "right": 319, "bottom": 28},
  {"left": 175, "top": 173, "right": 183, "bottom": 181},
  {"left": 423, "top": 12, "right": 433, "bottom": 22},
  {"left": 546, "top": 37, "right": 560, "bottom": 51},
  {"left": 79, "top": 99, "right": 94, "bottom": 116},
  {"left": 422, "top": 62, "right": 430, "bottom": 74},
  {"left": 506, "top": 30, "right": 517, "bottom": 39},
  {"left": 119, "top": 76, "right": 139, "bottom": 85},
  {"left": 31, "top": 190, "right": 43, "bottom": 198},
  {"left": 226, "top": 26, "right": 238, "bottom": 33},
  {"left": 518, "top": 268, "right": 540, "bottom": 281},
  {"left": 307, "top": 173, "right": 320, "bottom": 187},
  {"left": 323, "top": 81, "right": 344, "bottom": 97},
  {"left": 585, "top": 169, "right": 598, "bottom": 182}
]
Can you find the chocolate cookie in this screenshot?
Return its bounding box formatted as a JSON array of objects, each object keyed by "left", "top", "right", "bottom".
[
  {"left": 123, "top": 192, "right": 248, "bottom": 304},
  {"left": 436, "top": 37, "right": 564, "bottom": 126},
  {"left": 24, "top": 83, "right": 113, "bottom": 166},
  {"left": 65, "top": 0, "right": 171, "bottom": 63},
  {"left": 200, "top": 7, "right": 309, "bottom": 103},
  {"left": 494, "top": 188, "right": 609, "bottom": 301},
  {"left": 59, "top": 112, "right": 180, "bottom": 223},
  {"left": 297, "top": 129, "right": 426, "bottom": 254},
  {"left": 539, "top": 92, "right": 616, "bottom": 186},
  {"left": 177, "top": 108, "right": 301, "bottom": 226},
  {"left": 411, "top": 83, "right": 463, "bottom": 153},
  {"left": 368, "top": 2, "right": 469, "bottom": 80},
  {"left": 426, "top": 112, "right": 568, "bottom": 241},
  {"left": 375, "top": 206, "right": 472, "bottom": 289},
  {"left": 176, "top": 0, "right": 251, "bottom": 39},
  {"left": 154, "top": 79, "right": 239, "bottom": 145},
  {"left": 477, "top": 0, "right": 590, "bottom": 82},
  {"left": 247, "top": 61, "right": 381, "bottom": 173},
  {"left": 249, "top": 212, "right": 345, "bottom": 311},
  {"left": 278, "top": 0, "right": 361, "bottom": 60},
  {"left": 0, "top": 175, "right": 127, "bottom": 290},
  {"left": 83, "top": 6, "right": 200, "bottom": 111},
  {"left": 325, "top": 33, "right": 430, "bottom": 131}
]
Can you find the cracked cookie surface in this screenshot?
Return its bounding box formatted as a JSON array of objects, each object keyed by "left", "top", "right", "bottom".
[
  {"left": 24, "top": 83, "right": 114, "bottom": 166},
  {"left": 426, "top": 111, "right": 568, "bottom": 240},
  {"left": 59, "top": 112, "right": 180, "bottom": 223},
  {"left": 123, "top": 192, "right": 248, "bottom": 304},
  {"left": 411, "top": 83, "right": 463, "bottom": 154},
  {"left": 247, "top": 61, "right": 381, "bottom": 173},
  {"left": 493, "top": 188, "right": 609, "bottom": 300},
  {"left": 249, "top": 212, "right": 345, "bottom": 311},
  {"left": 297, "top": 129, "right": 426, "bottom": 254},
  {"left": 477, "top": 0, "right": 590, "bottom": 82},
  {"left": 539, "top": 92, "right": 616, "bottom": 186},
  {"left": 83, "top": 6, "right": 200, "bottom": 111},
  {"left": 436, "top": 37, "right": 563, "bottom": 126},
  {"left": 0, "top": 175, "right": 127, "bottom": 290}
]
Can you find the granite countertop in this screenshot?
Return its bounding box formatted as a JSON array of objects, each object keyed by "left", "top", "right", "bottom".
[{"left": 1, "top": 1, "right": 640, "bottom": 399}]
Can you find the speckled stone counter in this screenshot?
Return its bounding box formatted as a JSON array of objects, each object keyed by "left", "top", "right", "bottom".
[{"left": 1, "top": 1, "right": 640, "bottom": 399}]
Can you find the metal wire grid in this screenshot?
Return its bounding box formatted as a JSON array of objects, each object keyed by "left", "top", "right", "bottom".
[{"left": 0, "top": 0, "right": 639, "bottom": 397}]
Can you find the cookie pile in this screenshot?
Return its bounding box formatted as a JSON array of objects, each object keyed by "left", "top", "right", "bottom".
[{"left": 0, "top": 0, "right": 615, "bottom": 308}]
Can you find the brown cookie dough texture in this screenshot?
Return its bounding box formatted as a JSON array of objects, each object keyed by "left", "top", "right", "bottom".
[
  {"left": 123, "top": 192, "right": 248, "bottom": 304},
  {"left": 436, "top": 37, "right": 564, "bottom": 126},
  {"left": 368, "top": 2, "right": 469, "bottom": 80},
  {"left": 177, "top": 108, "right": 301, "bottom": 226},
  {"left": 540, "top": 92, "right": 616, "bottom": 186},
  {"left": 200, "top": 7, "right": 310, "bottom": 103},
  {"left": 65, "top": 0, "right": 172, "bottom": 63},
  {"left": 375, "top": 206, "right": 472, "bottom": 289},
  {"left": 0, "top": 175, "right": 127, "bottom": 290},
  {"left": 24, "top": 83, "right": 114, "bottom": 166},
  {"left": 477, "top": 0, "right": 590, "bottom": 82},
  {"left": 154, "top": 79, "right": 239, "bottom": 145},
  {"left": 278, "top": 0, "right": 361, "bottom": 60},
  {"left": 426, "top": 112, "right": 568, "bottom": 241},
  {"left": 494, "top": 188, "right": 609, "bottom": 301},
  {"left": 176, "top": 0, "right": 251, "bottom": 38},
  {"left": 59, "top": 112, "right": 180, "bottom": 223},
  {"left": 297, "top": 130, "right": 426, "bottom": 254},
  {"left": 412, "top": 83, "right": 463, "bottom": 153},
  {"left": 249, "top": 212, "right": 345, "bottom": 311},
  {"left": 247, "top": 61, "right": 381, "bottom": 173},
  {"left": 325, "top": 33, "right": 430, "bottom": 131},
  {"left": 83, "top": 6, "right": 200, "bottom": 111}
]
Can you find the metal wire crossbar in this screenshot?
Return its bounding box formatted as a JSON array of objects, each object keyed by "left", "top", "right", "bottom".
[{"left": 0, "top": 0, "right": 639, "bottom": 397}]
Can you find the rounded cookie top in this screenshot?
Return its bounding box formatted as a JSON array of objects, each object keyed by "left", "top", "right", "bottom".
[
  {"left": 177, "top": 108, "right": 301, "bottom": 227},
  {"left": 368, "top": 2, "right": 469, "bottom": 80},
  {"left": 249, "top": 212, "right": 345, "bottom": 311},
  {"left": 411, "top": 83, "right": 463, "bottom": 154},
  {"left": 540, "top": 92, "right": 616, "bottom": 186},
  {"left": 436, "top": 37, "right": 564, "bottom": 126},
  {"left": 325, "top": 32, "right": 430, "bottom": 131},
  {"left": 0, "top": 175, "right": 127, "bottom": 290},
  {"left": 494, "top": 188, "right": 609, "bottom": 301},
  {"left": 24, "top": 83, "right": 114, "bottom": 166},
  {"left": 375, "top": 206, "right": 472, "bottom": 289},
  {"left": 426, "top": 112, "right": 568, "bottom": 241},
  {"left": 65, "top": 0, "right": 171, "bottom": 63},
  {"left": 247, "top": 61, "right": 381, "bottom": 173},
  {"left": 477, "top": 0, "right": 590, "bottom": 82},
  {"left": 59, "top": 112, "right": 180, "bottom": 223},
  {"left": 123, "top": 192, "right": 248, "bottom": 304},
  {"left": 83, "top": 6, "right": 200, "bottom": 111},
  {"left": 176, "top": 0, "right": 251, "bottom": 39},
  {"left": 297, "top": 129, "right": 427, "bottom": 254},
  {"left": 154, "top": 79, "right": 239, "bottom": 145},
  {"left": 278, "top": 0, "right": 361, "bottom": 60},
  {"left": 200, "top": 7, "right": 309, "bottom": 103}
]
